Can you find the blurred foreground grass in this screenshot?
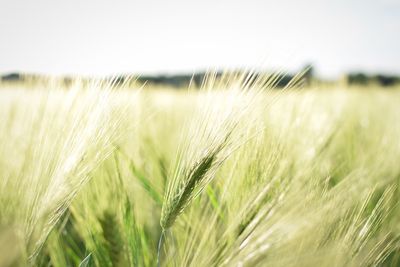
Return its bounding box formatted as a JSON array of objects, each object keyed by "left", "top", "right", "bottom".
[{"left": 0, "top": 80, "right": 400, "bottom": 267}]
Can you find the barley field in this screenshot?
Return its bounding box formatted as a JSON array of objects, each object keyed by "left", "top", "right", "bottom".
[{"left": 0, "top": 75, "right": 400, "bottom": 267}]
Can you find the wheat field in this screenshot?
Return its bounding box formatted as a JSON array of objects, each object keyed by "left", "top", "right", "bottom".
[{"left": 0, "top": 75, "right": 400, "bottom": 267}]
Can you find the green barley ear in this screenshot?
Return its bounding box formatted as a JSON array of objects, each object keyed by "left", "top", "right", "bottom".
[
  {"left": 160, "top": 71, "right": 267, "bottom": 230},
  {"left": 161, "top": 144, "right": 224, "bottom": 229}
]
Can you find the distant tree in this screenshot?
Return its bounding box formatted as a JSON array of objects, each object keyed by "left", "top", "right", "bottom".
[
  {"left": 1, "top": 73, "right": 23, "bottom": 82},
  {"left": 347, "top": 73, "right": 368, "bottom": 85},
  {"left": 373, "top": 75, "right": 398, "bottom": 87}
]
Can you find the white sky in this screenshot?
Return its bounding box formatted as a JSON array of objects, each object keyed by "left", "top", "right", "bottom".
[{"left": 0, "top": 0, "right": 399, "bottom": 78}]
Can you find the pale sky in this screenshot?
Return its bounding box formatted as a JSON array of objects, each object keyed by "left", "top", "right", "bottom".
[{"left": 1, "top": 0, "right": 399, "bottom": 78}]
